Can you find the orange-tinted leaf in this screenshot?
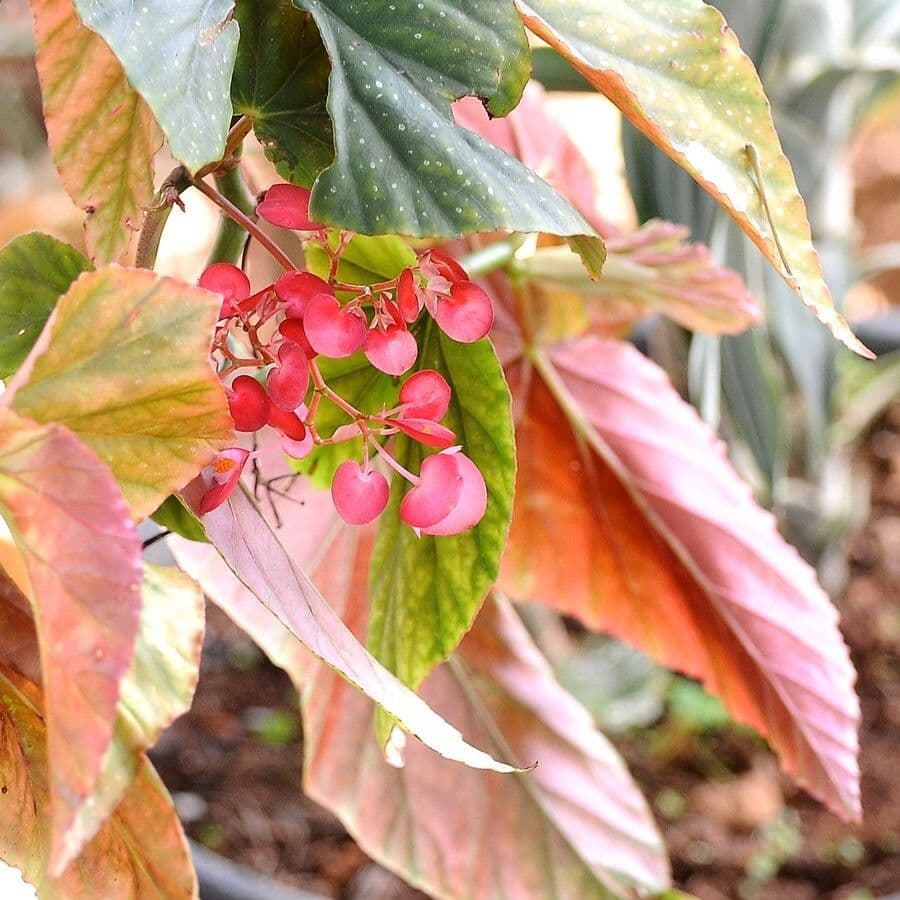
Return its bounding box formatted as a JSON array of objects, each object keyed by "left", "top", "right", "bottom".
[
  {"left": 305, "top": 594, "right": 669, "bottom": 897},
  {"left": 0, "top": 409, "right": 143, "bottom": 871},
  {"left": 31, "top": 0, "right": 163, "bottom": 263},
  {"left": 0, "top": 664, "right": 197, "bottom": 899},
  {"left": 171, "top": 474, "right": 670, "bottom": 897},
  {"left": 515, "top": 0, "right": 872, "bottom": 357},
  {"left": 499, "top": 337, "right": 860, "bottom": 820},
  {"left": 0, "top": 566, "right": 41, "bottom": 684},
  {"left": 0, "top": 553, "right": 204, "bottom": 872},
  {"left": 9, "top": 267, "right": 233, "bottom": 519}
]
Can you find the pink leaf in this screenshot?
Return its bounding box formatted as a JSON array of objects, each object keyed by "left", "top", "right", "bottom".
[
  {"left": 0, "top": 408, "right": 143, "bottom": 870},
  {"left": 171, "top": 470, "right": 670, "bottom": 896},
  {"left": 177, "top": 478, "right": 519, "bottom": 774},
  {"left": 500, "top": 336, "right": 861, "bottom": 820}
]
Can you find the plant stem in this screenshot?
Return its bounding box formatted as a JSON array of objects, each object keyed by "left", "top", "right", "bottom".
[
  {"left": 190, "top": 174, "right": 296, "bottom": 271},
  {"left": 458, "top": 235, "right": 525, "bottom": 278},
  {"left": 195, "top": 116, "right": 253, "bottom": 179},
  {"left": 207, "top": 160, "right": 255, "bottom": 266},
  {"left": 134, "top": 166, "right": 192, "bottom": 269}
]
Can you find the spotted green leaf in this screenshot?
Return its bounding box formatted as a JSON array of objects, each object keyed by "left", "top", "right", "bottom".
[
  {"left": 72, "top": 0, "right": 239, "bottom": 169},
  {"left": 515, "top": 0, "right": 872, "bottom": 356},
  {"left": 10, "top": 266, "right": 234, "bottom": 519},
  {"left": 232, "top": 0, "right": 333, "bottom": 188},
  {"left": 368, "top": 323, "right": 516, "bottom": 717},
  {"left": 0, "top": 233, "right": 90, "bottom": 380},
  {"left": 294, "top": 0, "right": 595, "bottom": 242}
]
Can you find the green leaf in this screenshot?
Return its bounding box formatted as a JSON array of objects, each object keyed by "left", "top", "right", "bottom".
[
  {"left": 0, "top": 233, "right": 90, "bottom": 379},
  {"left": 72, "top": 0, "right": 239, "bottom": 169},
  {"left": 33, "top": 0, "right": 163, "bottom": 263},
  {"left": 151, "top": 493, "right": 208, "bottom": 543},
  {"left": 232, "top": 0, "right": 333, "bottom": 188},
  {"left": 516, "top": 0, "right": 872, "bottom": 357},
  {"left": 10, "top": 266, "right": 234, "bottom": 519},
  {"left": 568, "top": 234, "right": 606, "bottom": 280},
  {"left": 294, "top": 0, "right": 595, "bottom": 239},
  {"left": 368, "top": 323, "right": 516, "bottom": 711},
  {"left": 306, "top": 232, "right": 418, "bottom": 285}
]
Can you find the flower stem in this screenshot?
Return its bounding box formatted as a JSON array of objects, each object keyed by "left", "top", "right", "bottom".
[
  {"left": 458, "top": 235, "right": 525, "bottom": 278},
  {"left": 190, "top": 174, "right": 296, "bottom": 271},
  {"left": 206, "top": 159, "right": 255, "bottom": 266}
]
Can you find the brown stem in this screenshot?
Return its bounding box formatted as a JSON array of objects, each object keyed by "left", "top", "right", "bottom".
[
  {"left": 135, "top": 166, "right": 192, "bottom": 269},
  {"left": 189, "top": 174, "right": 296, "bottom": 271},
  {"left": 196, "top": 116, "right": 254, "bottom": 180}
]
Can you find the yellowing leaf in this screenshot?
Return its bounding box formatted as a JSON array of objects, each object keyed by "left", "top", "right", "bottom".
[
  {"left": 10, "top": 266, "right": 233, "bottom": 519},
  {"left": 515, "top": 0, "right": 872, "bottom": 356},
  {"left": 0, "top": 664, "right": 196, "bottom": 899},
  {"left": 31, "top": 0, "right": 163, "bottom": 263},
  {"left": 0, "top": 408, "right": 143, "bottom": 871},
  {"left": 0, "top": 553, "right": 204, "bottom": 873}
]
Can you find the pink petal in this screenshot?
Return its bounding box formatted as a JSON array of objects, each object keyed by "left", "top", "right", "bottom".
[
  {"left": 399, "top": 453, "right": 463, "bottom": 529},
  {"left": 389, "top": 417, "right": 455, "bottom": 449},
  {"left": 257, "top": 183, "right": 322, "bottom": 230},
  {"left": 420, "top": 452, "right": 487, "bottom": 535}
]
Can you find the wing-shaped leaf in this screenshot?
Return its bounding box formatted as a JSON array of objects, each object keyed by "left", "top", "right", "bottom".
[
  {"left": 0, "top": 408, "right": 143, "bottom": 871},
  {"left": 178, "top": 479, "right": 518, "bottom": 773},
  {"left": 515, "top": 0, "right": 871, "bottom": 356},
  {"left": 294, "top": 0, "right": 596, "bottom": 241},
  {"left": 9, "top": 266, "right": 233, "bottom": 519},
  {"left": 0, "top": 233, "right": 90, "bottom": 379},
  {"left": 499, "top": 335, "right": 861, "bottom": 820},
  {"left": 369, "top": 323, "right": 515, "bottom": 698},
  {"left": 0, "top": 664, "right": 196, "bottom": 899},
  {"left": 232, "top": 0, "right": 333, "bottom": 188},
  {"left": 171, "top": 476, "right": 670, "bottom": 898},
  {"left": 31, "top": 0, "right": 163, "bottom": 263},
  {"left": 72, "top": 0, "right": 238, "bottom": 169}
]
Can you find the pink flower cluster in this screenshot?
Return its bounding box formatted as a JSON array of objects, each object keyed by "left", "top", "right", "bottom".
[{"left": 196, "top": 184, "right": 491, "bottom": 536}]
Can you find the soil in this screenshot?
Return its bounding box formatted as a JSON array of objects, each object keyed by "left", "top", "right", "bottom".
[{"left": 150, "top": 402, "right": 900, "bottom": 900}]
